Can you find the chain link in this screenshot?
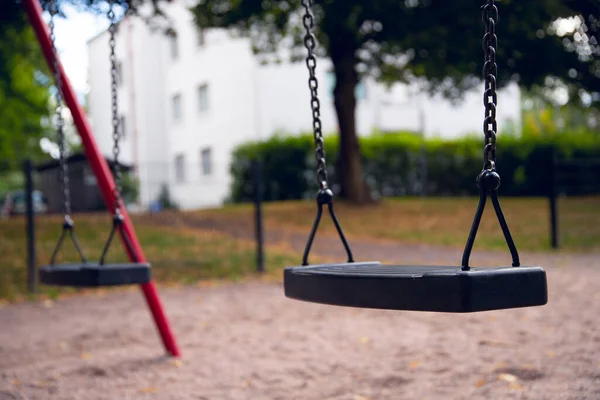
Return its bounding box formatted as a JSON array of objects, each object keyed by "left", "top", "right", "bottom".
[
  {"left": 49, "top": 0, "right": 72, "bottom": 217},
  {"left": 301, "top": 0, "right": 328, "bottom": 189},
  {"left": 482, "top": 0, "right": 498, "bottom": 170},
  {"left": 108, "top": 1, "right": 123, "bottom": 209}
]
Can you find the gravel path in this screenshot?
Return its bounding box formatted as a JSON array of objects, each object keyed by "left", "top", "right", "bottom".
[{"left": 1, "top": 230, "right": 599, "bottom": 399}]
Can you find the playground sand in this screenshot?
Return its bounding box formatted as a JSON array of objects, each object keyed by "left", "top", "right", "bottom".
[{"left": 1, "top": 251, "right": 599, "bottom": 399}]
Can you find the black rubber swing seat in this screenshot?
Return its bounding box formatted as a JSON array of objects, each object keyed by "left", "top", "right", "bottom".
[
  {"left": 284, "top": 262, "right": 548, "bottom": 313},
  {"left": 39, "top": 262, "right": 151, "bottom": 288}
]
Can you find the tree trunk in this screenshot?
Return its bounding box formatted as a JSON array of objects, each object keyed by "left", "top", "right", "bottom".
[{"left": 332, "top": 55, "right": 373, "bottom": 204}]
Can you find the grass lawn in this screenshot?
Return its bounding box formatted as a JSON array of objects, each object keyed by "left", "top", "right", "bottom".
[
  {"left": 0, "top": 213, "right": 298, "bottom": 302},
  {"left": 197, "top": 196, "right": 600, "bottom": 253},
  {"left": 1, "top": 196, "right": 597, "bottom": 301}
]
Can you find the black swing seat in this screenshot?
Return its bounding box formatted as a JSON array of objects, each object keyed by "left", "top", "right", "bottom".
[
  {"left": 39, "top": 262, "right": 151, "bottom": 287},
  {"left": 284, "top": 262, "right": 548, "bottom": 313}
]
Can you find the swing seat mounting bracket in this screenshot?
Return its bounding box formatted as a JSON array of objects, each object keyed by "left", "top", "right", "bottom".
[
  {"left": 478, "top": 169, "right": 501, "bottom": 192},
  {"left": 316, "top": 188, "right": 333, "bottom": 205}
]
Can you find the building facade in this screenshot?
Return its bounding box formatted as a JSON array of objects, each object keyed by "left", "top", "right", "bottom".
[{"left": 86, "top": 0, "right": 521, "bottom": 210}]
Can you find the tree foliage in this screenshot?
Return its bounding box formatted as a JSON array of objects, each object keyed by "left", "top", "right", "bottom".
[
  {"left": 190, "top": 0, "right": 599, "bottom": 106},
  {"left": 8, "top": 0, "right": 595, "bottom": 104},
  {"left": 0, "top": 6, "right": 52, "bottom": 173}
]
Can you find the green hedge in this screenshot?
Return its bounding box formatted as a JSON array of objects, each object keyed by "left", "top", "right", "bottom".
[{"left": 229, "top": 131, "right": 600, "bottom": 202}]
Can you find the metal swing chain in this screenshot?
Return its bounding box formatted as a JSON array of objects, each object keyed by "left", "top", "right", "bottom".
[
  {"left": 49, "top": 0, "right": 71, "bottom": 218},
  {"left": 301, "top": 0, "right": 328, "bottom": 190},
  {"left": 99, "top": 1, "right": 139, "bottom": 264},
  {"left": 462, "top": 0, "right": 520, "bottom": 270},
  {"left": 482, "top": 0, "right": 498, "bottom": 170},
  {"left": 299, "top": 0, "right": 354, "bottom": 265},
  {"left": 48, "top": 0, "right": 87, "bottom": 264},
  {"left": 108, "top": 1, "right": 123, "bottom": 211}
]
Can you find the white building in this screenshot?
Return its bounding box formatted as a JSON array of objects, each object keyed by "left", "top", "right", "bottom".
[{"left": 86, "top": 1, "right": 521, "bottom": 210}]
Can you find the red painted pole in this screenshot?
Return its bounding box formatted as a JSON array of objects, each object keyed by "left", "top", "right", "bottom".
[{"left": 22, "top": 0, "right": 181, "bottom": 358}]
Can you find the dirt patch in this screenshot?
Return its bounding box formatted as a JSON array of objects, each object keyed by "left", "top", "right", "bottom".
[{"left": 1, "top": 243, "right": 600, "bottom": 399}]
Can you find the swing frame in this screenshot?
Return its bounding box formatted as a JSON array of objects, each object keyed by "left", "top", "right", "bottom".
[{"left": 21, "top": 0, "right": 181, "bottom": 358}]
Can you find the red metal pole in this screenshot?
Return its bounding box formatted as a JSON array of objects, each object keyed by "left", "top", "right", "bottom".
[{"left": 22, "top": 0, "right": 181, "bottom": 358}]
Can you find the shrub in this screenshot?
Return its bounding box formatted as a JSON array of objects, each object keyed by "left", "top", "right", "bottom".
[{"left": 230, "top": 130, "right": 600, "bottom": 202}]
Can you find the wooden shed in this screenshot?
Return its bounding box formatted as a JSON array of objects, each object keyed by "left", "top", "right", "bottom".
[{"left": 36, "top": 153, "right": 132, "bottom": 213}]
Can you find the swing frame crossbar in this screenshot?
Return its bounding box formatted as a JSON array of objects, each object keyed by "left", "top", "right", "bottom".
[{"left": 22, "top": 0, "right": 181, "bottom": 358}]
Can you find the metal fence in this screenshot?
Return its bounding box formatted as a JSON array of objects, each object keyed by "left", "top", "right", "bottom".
[
  {"left": 14, "top": 154, "right": 600, "bottom": 293},
  {"left": 549, "top": 155, "right": 600, "bottom": 249},
  {"left": 19, "top": 159, "right": 265, "bottom": 294}
]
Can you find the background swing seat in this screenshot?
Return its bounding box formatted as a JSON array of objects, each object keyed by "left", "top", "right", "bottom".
[
  {"left": 39, "top": 262, "right": 151, "bottom": 287},
  {"left": 284, "top": 262, "right": 548, "bottom": 313}
]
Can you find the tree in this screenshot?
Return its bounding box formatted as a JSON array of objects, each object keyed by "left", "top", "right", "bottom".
[
  {"left": 0, "top": 6, "right": 52, "bottom": 173},
  {"left": 0, "top": 1, "right": 126, "bottom": 174},
  {"left": 4, "top": 0, "right": 598, "bottom": 202},
  {"left": 188, "top": 0, "right": 599, "bottom": 203}
]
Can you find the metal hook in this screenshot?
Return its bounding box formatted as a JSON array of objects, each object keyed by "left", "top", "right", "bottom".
[
  {"left": 49, "top": 216, "right": 87, "bottom": 265},
  {"left": 302, "top": 189, "right": 354, "bottom": 266},
  {"left": 49, "top": 227, "right": 67, "bottom": 265},
  {"left": 490, "top": 190, "right": 520, "bottom": 267},
  {"left": 99, "top": 209, "right": 139, "bottom": 265},
  {"left": 461, "top": 181, "right": 488, "bottom": 271},
  {"left": 461, "top": 169, "right": 520, "bottom": 270},
  {"left": 99, "top": 219, "right": 118, "bottom": 266}
]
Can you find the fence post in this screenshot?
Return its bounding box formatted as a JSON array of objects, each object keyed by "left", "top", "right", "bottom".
[
  {"left": 252, "top": 160, "right": 265, "bottom": 273},
  {"left": 24, "top": 159, "right": 36, "bottom": 293},
  {"left": 420, "top": 143, "right": 428, "bottom": 196},
  {"left": 549, "top": 150, "right": 559, "bottom": 250}
]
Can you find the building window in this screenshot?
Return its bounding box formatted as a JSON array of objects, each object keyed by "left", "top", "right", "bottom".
[
  {"left": 169, "top": 34, "right": 179, "bottom": 60},
  {"left": 172, "top": 94, "right": 182, "bottom": 122},
  {"left": 175, "top": 153, "right": 185, "bottom": 183},
  {"left": 119, "top": 115, "right": 126, "bottom": 139},
  {"left": 200, "top": 147, "right": 212, "bottom": 176},
  {"left": 198, "top": 84, "right": 209, "bottom": 112},
  {"left": 197, "top": 28, "right": 205, "bottom": 47}
]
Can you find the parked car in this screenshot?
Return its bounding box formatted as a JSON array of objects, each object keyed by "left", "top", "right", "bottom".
[{"left": 0, "top": 190, "right": 48, "bottom": 218}]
